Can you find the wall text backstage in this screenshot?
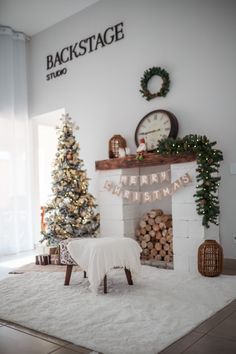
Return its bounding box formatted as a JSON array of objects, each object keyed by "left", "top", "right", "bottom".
[{"left": 46, "top": 22, "right": 125, "bottom": 81}]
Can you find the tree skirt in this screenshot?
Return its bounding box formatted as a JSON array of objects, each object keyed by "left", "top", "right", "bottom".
[{"left": 0, "top": 266, "right": 236, "bottom": 354}]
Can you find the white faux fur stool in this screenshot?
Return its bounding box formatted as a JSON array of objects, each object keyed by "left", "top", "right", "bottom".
[{"left": 64, "top": 237, "right": 142, "bottom": 293}]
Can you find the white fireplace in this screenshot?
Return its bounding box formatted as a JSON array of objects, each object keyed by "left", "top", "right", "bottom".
[{"left": 96, "top": 157, "right": 219, "bottom": 274}]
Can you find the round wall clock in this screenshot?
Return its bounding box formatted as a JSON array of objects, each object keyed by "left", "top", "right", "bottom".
[{"left": 135, "top": 109, "right": 178, "bottom": 152}]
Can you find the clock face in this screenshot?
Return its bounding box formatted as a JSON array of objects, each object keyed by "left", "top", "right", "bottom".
[{"left": 135, "top": 110, "right": 178, "bottom": 151}]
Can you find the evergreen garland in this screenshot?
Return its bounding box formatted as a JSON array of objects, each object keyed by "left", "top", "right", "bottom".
[
  {"left": 140, "top": 66, "right": 170, "bottom": 101},
  {"left": 157, "top": 135, "right": 223, "bottom": 228}
]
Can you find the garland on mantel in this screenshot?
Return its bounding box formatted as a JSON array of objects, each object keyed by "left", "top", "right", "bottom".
[{"left": 157, "top": 134, "right": 223, "bottom": 228}]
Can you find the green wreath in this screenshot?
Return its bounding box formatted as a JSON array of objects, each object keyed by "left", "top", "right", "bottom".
[{"left": 140, "top": 66, "right": 170, "bottom": 101}]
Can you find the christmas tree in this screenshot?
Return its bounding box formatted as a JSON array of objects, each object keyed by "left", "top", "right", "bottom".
[{"left": 41, "top": 113, "right": 99, "bottom": 245}]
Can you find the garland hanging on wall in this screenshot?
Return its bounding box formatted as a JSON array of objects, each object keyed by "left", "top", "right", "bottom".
[
  {"left": 157, "top": 134, "right": 223, "bottom": 228},
  {"left": 140, "top": 66, "right": 170, "bottom": 101}
]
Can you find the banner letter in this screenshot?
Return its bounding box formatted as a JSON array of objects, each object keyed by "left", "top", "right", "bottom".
[
  {"left": 160, "top": 171, "right": 169, "bottom": 183},
  {"left": 152, "top": 190, "right": 162, "bottom": 200},
  {"left": 123, "top": 189, "right": 131, "bottom": 199},
  {"left": 142, "top": 191, "right": 152, "bottom": 203},
  {"left": 132, "top": 191, "right": 141, "bottom": 202},
  {"left": 162, "top": 187, "right": 172, "bottom": 197},
  {"left": 172, "top": 180, "right": 182, "bottom": 193},
  {"left": 181, "top": 173, "right": 192, "bottom": 185},
  {"left": 112, "top": 184, "right": 122, "bottom": 196},
  {"left": 129, "top": 175, "right": 138, "bottom": 186},
  {"left": 140, "top": 175, "right": 149, "bottom": 186},
  {"left": 150, "top": 173, "right": 159, "bottom": 184},
  {"left": 104, "top": 180, "right": 113, "bottom": 191},
  {"left": 120, "top": 175, "right": 128, "bottom": 185}
]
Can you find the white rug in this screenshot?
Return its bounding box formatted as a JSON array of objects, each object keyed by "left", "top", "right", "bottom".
[{"left": 0, "top": 266, "right": 236, "bottom": 354}]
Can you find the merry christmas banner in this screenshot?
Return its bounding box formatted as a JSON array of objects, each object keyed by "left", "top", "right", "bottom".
[{"left": 104, "top": 172, "right": 192, "bottom": 203}]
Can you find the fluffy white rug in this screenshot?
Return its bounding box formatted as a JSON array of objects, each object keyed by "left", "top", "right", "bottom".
[{"left": 0, "top": 266, "right": 236, "bottom": 354}]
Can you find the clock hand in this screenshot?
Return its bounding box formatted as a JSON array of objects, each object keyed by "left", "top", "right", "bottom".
[
  {"left": 148, "top": 129, "right": 161, "bottom": 134},
  {"left": 139, "top": 129, "right": 160, "bottom": 135}
]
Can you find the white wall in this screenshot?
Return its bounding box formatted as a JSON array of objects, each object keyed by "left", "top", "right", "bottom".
[
  {"left": 30, "top": 108, "right": 63, "bottom": 243},
  {"left": 38, "top": 125, "right": 57, "bottom": 206},
  {"left": 28, "top": 0, "right": 236, "bottom": 258}
]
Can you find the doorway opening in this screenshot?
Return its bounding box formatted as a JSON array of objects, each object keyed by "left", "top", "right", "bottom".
[{"left": 31, "top": 108, "right": 64, "bottom": 245}]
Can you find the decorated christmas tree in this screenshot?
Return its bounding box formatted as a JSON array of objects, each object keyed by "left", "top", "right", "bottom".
[{"left": 41, "top": 113, "right": 99, "bottom": 245}]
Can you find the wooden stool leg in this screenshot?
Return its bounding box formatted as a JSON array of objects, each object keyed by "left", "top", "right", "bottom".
[
  {"left": 64, "top": 265, "right": 73, "bottom": 285},
  {"left": 124, "top": 268, "right": 133, "bottom": 285},
  {"left": 103, "top": 275, "right": 107, "bottom": 294},
  {"left": 83, "top": 271, "right": 87, "bottom": 278}
]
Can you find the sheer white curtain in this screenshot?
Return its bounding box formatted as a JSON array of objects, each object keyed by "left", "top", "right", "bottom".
[{"left": 0, "top": 26, "right": 33, "bottom": 255}]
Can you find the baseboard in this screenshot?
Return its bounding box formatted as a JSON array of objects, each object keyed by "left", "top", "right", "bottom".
[{"left": 222, "top": 258, "right": 236, "bottom": 275}]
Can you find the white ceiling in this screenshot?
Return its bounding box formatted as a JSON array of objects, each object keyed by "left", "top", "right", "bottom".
[{"left": 0, "top": 0, "right": 100, "bottom": 37}]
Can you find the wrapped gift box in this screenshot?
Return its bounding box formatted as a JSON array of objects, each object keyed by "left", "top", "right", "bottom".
[
  {"left": 35, "top": 254, "right": 51, "bottom": 265},
  {"left": 47, "top": 246, "right": 59, "bottom": 255},
  {"left": 50, "top": 254, "right": 60, "bottom": 265}
]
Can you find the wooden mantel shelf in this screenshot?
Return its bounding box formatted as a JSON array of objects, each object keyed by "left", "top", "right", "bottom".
[{"left": 95, "top": 153, "right": 196, "bottom": 170}]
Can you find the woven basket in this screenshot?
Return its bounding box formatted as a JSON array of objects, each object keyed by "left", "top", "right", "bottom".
[{"left": 198, "top": 240, "right": 223, "bottom": 277}]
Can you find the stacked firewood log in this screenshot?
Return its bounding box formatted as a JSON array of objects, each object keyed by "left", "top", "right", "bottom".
[{"left": 136, "top": 209, "right": 173, "bottom": 262}]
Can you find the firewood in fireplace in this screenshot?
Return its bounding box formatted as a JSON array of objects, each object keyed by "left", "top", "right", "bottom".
[{"left": 136, "top": 209, "right": 173, "bottom": 264}]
